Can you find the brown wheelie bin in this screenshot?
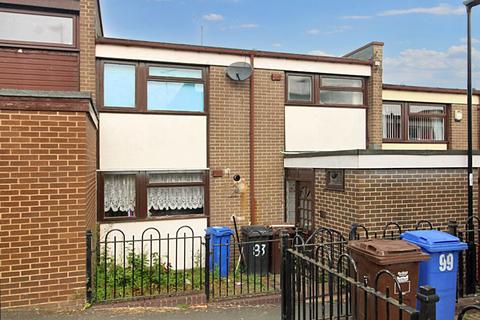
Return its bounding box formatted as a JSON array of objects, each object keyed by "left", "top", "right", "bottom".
[
  {"left": 269, "top": 225, "right": 295, "bottom": 274},
  {"left": 348, "top": 239, "right": 429, "bottom": 320}
]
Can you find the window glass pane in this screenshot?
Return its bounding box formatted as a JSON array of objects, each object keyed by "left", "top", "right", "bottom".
[
  {"left": 288, "top": 75, "right": 312, "bottom": 101},
  {"left": 150, "top": 67, "right": 202, "bottom": 79},
  {"left": 148, "top": 172, "right": 203, "bottom": 184},
  {"left": 148, "top": 186, "right": 204, "bottom": 217},
  {"left": 147, "top": 81, "right": 204, "bottom": 111},
  {"left": 104, "top": 64, "right": 136, "bottom": 107},
  {"left": 383, "top": 104, "right": 402, "bottom": 139},
  {"left": 319, "top": 90, "right": 363, "bottom": 105},
  {"left": 321, "top": 77, "right": 363, "bottom": 88},
  {"left": 104, "top": 174, "right": 136, "bottom": 217},
  {"left": 0, "top": 11, "right": 73, "bottom": 45},
  {"left": 409, "top": 117, "right": 444, "bottom": 141},
  {"left": 409, "top": 105, "right": 444, "bottom": 115}
]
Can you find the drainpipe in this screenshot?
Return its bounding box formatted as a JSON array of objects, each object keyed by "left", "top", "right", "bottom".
[{"left": 249, "top": 54, "right": 257, "bottom": 225}]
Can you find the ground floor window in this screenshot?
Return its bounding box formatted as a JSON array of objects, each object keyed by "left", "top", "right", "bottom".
[
  {"left": 99, "top": 170, "right": 207, "bottom": 221},
  {"left": 382, "top": 102, "right": 447, "bottom": 143}
]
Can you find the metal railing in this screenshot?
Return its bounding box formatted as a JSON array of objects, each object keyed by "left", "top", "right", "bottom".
[{"left": 280, "top": 233, "right": 440, "bottom": 320}]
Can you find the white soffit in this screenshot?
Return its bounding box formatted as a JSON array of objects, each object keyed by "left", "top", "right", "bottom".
[
  {"left": 284, "top": 154, "right": 480, "bottom": 169},
  {"left": 96, "top": 44, "right": 371, "bottom": 77},
  {"left": 383, "top": 89, "right": 480, "bottom": 105}
]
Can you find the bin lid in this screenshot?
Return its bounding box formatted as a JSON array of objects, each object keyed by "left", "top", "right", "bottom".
[
  {"left": 348, "top": 239, "right": 429, "bottom": 265},
  {"left": 401, "top": 230, "right": 468, "bottom": 253},
  {"left": 206, "top": 226, "right": 233, "bottom": 237},
  {"left": 241, "top": 225, "right": 273, "bottom": 236}
]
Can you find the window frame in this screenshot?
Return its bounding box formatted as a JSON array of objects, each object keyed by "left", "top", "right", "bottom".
[
  {"left": 98, "top": 60, "right": 208, "bottom": 115},
  {"left": 382, "top": 101, "right": 449, "bottom": 144},
  {"left": 285, "top": 73, "right": 315, "bottom": 105},
  {"left": 0, "top": 6, "right": 78, "bottom": 50},
  {"left": 97, "top": 171, "right": 209, "bottom": 222},
  {"left": 285, "top": 73, "right": 367, "bottom": 108}
]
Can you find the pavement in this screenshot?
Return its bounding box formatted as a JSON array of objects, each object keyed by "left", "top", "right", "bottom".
[{"left": 1, "top": 305, "right": 281, "bottom": 320}]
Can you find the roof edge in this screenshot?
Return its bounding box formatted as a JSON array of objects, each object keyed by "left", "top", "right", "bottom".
[
  {"left": 96, "top": 37, "right": 373, "bottom": 66},
  {"left": 284, "top": 149, "right": 480, "bottom": 158},
  {"left": 383, "top": 83, "right": 480, "bottom": 95}
]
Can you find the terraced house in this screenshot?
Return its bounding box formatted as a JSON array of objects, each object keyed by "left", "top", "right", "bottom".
[{"left": 0, "top": 0, "right": 479, "bottom": 311}]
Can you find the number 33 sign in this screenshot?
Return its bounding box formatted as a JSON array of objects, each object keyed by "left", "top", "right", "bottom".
[
  {"left": 253, "top": 244, "right": 266, "bottom": 257},
  {"left": 439, "top": 253, "right": 454, "bottom": 272}
]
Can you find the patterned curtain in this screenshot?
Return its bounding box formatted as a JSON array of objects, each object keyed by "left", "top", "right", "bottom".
[
  {"left": 104, "top": 174, "right": 136, "bottom": 214},
  {"left": 148, "top": 186, "right": 204, "bottom": 211}
]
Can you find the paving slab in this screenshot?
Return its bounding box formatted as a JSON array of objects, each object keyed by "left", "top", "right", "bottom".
[{"left": 2, "top": 305, "right": 281, "bottom": 320}]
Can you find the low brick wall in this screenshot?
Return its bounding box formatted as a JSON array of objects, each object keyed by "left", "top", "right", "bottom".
[{"left": 315, "top": 168, "right": 478, "bottom": 236}]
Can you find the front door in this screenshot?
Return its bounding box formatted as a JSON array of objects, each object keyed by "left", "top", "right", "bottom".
[{"left": 296, "top": 181, "right": 313, "bottom": 233}]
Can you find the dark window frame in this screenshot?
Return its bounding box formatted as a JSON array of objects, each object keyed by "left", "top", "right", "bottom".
[
  {"left": 97, "top": 170, "right": 209, "bottom": 222},
  {"left": 0, "top": 6, "right": 79, "bottom": 50},
  {"left": 285, "top": 73, "right": 367, "bottom": 108},
  {"left": 382, "top": 101, "right": 449, "bottom": 144},
  {"left": 98, "top": 59, "right": 208, "bottom": 115}
]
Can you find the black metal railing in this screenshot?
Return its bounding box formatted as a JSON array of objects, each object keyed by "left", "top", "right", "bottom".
[
  {"left": 206, "top": 235, "right": 284, "bottom": 300},
  {"left": 281, "top": 234, "right": 440, "bottom": 320},
  {"left": 88, "top": 226, "right": 205, "bottom": 303},
  {"left": 86, "top": 226, "right": 292, "bottom": 304},
  {"left": 457, "top": 304, "right": 480, "bottom": 319}
]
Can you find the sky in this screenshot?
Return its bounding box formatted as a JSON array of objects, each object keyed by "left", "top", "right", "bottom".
[{"left": 99, "top": 0, "right": 480, "bottom": 89}]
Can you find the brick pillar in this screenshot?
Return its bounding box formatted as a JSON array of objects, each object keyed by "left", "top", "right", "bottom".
[
  {"left": 367, "top": 44, "right": 384, "bottom": 149},
  {"left": 79, "top": 0, "right": 97, "bottom": 101}
]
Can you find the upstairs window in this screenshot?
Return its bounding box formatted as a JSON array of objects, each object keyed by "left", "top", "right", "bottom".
[
  {"left": 103, "top": 63, "right": 136, "bottom": 108},
  {"left": 286, "top": 73, "right": 365, "bottom": 106},
  {"left": 99, "top": 61, "right": 206, "bottom": 113},
  {"left": 147, "top": 66, "right": 205, "bottom": 112},
  {"left": 319, "top": 76, "right": 364, "bottom": 106},
  {"left": 287, "top": 75, "right": 313, "bottom": 102},
  {"left": 382, "top": 102, "right": 447, "bottom": 142},
  {"left": 0, "top": 9, "right": 76, "bottom": 48}
]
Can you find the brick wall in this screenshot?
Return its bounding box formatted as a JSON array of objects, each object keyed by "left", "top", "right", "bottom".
[
  {"left": 253, "top": 70, "right": 285, "bottom": 225},
  {"left": 450, "top": 104, "right": 480, "bottom": 150},
  {"left": 209, "top": 66, "right": 251, "bottom": 227},
  {"left": 367, "top": 44, "right": 384, "bottom": 148},
  {"left": 209, "top": 67, "right": 285, "bottom": 228},
  {"left": 0, "top": 110, "right": 95, "bottom": 309},
  {"left": 316, "top": 168, "right": 478, "bottom": 236},
  {"left": 85, "top": 117, "right": 97, "bottom": 235},
  {"left": 79, "top": 0, "right": 97, "bottom": 101}
]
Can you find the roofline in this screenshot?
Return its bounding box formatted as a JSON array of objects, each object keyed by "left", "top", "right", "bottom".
[
  {"left": 96, "top": 37, "right": 373, "bottom": 66},
  {"left": 343, "top": 41, "right": 384, "bottom": 58},
  {"left": 383, "top": 83, "right": 480, "bottom": 95},
  {"left": 284, "top": 149, "right": 480, "bottom": 158},
  {"left": 96, "top": 0, "right": 104, "bottom": 38}
]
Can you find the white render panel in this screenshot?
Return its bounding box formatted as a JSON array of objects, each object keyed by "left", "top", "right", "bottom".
[
  {"left": 383, "top": 89, "right": 480, "bottom": 105},
  {"left": 284, "top": 154, "right": 480, "bottom": 169},
  {"left": 96, "top": 44, "right": 371, "bottom": 76},
  {"left": 99, "top": 113, "right": 207, "bottom": 171},
  {"left": 285, "top": 106, "right": 366, "bottom": 152},
  {"left": 99, "top": 218, "right": 207, "bottom": 269}
]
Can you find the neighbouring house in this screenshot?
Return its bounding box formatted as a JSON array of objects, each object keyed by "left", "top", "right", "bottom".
[
  {"left": 0, "top": 0, "right": 99, "bottom": 310},
  {"left": 1, "top": 0, "right": 480, "bottom": 311}
]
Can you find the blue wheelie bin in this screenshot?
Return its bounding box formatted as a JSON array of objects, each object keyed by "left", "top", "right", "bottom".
[
  {"left": 206, "top": 227, "right": 233, "bottom": 277},
  {"left": 401, "top": 230, "right": 467, "bottom": 319}
]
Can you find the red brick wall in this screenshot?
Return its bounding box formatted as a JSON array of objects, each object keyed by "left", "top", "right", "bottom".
[
  {"left": 79, "top": 0, "right": 97, "bottom": 101},
  {"left": 0, "top": 110, "right": 94, "bottom": 309},
  {"left": 450, "top": 104, "right": 480, "bottom": 150},
  {"left": 315, "top": 168, "right": 478, "bottom": 236}
]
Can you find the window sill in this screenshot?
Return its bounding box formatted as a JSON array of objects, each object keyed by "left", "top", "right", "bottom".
[
  {"left": 100, "top": 214, "right": 207, "bottom": 224},
  {"left": 382, "top": 142, "right": 448, "bottom": 151}
]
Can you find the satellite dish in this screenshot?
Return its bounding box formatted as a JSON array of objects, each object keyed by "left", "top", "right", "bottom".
[{"left": 226, "top": 62, "right": 252, "bottom": 81}]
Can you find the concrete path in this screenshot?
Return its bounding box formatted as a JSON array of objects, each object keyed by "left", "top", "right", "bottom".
[{"left": 2, "top": 305, "right": 281, "bottom": 320}]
